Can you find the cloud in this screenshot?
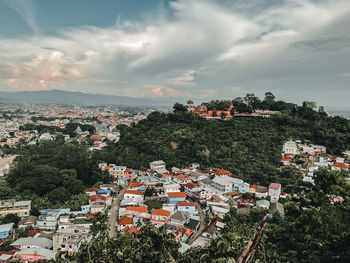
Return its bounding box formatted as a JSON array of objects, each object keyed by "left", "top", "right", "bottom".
[
  {"left": 0, "top": 0, "right": 349, "bottom": 107},
  {"left": 142, "top": 85, "right": 165, "bottom": 97},
  {"left": 3, "top": 0, "right": 40, "bottom": 34}
]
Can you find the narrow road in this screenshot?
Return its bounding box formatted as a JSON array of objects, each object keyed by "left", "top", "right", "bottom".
[
  {"left": 108, "top": 186, "right": 127, "bottom": 237},
  {"left": 188, "top": 204, "right": 206, "bottom": 245}
]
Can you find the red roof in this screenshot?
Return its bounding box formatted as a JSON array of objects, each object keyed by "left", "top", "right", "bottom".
[
  {"left": 90, "top": 194, "right": 107, "bottom": 201},
  {"left": 177, "top": 201, "right": 197, "bottom": 207},
  {"left": 129, "top": 182, "right": 141, "bottom": 188},
  {"left": 123, "top": 225, "right": 141, "bottom": 234},
  {"left": 269, "top": 183, "right": 281, "bottom": 189},
  {"left": 175, "top": 174, "right": 191, "bottom": 181},
  {"left": 212, "top": 195, "right": 223, "bottom": 202},
  {"left": 86, "top": 188, "right": 100, "bottom": 192},
  {"left": 27, "top": 229, "right": 40, "bottom": 237},
  {"left": 151, "top": 209, "right": 171, "bottom": 217},
  {"left": 214, "top": 169, "right": 231, "bottom": 176},
  {"left": 119, "top": 217, "right": 133, "bottom": 225},
  {"left": 331, "top": 162, "right": 350, "bottom": 169},
  {"left": 249, "top": 185, "right": 257, "bottom": 189},
  {"left": 125, "top": 190, "right": 143, "bottom": 196},
  {"left": 167, "top": 192, "right": 186, "bottom": 198},
  {"left": 185, "top": 182, "right": 199, "bottom": 189},
  {"left": 126, "top": 206, "right": 147, "bottom": 213}
]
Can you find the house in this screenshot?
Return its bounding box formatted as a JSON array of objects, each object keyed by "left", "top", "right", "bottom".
[
  {"left": 177, "top": 201, "right": 198, "bottom": 215},
  {"left": 269, "top": 183, "right": 282, "bottom": 201},
  {"left": 184, "top": 182, "right": 201, "bottom": 198},
  {"left": 150, "top": 209, "right": 171, "bottom": 225},
  {"left": 150, "top": 160, "right": 168, "bottom": 174},
  {"left": 232, "top": 178, "right": 250, "bottom": 193},
  {"left": 136, "top": 176, "right": 157, "bottom": 183},
  {"left": 255, "top": 186, "right": 268, "bottom": 198},
  {"left": 0, "top": 200, "right": 31, "bottom": 217},
  {"left": 167, "top": 192, "right": 186, "bottom": 204},
  {"left": 283, "top": 140, "right": 298, "bottom": 155},
  {"left": 211, "top": 206, "right": 229, "bottom": 219},
  {"left": 90, "top": 202, "right": 107, "bottom": 214},
  {"left": 312, "top": 145, "right": 327, "bottom": 154},
  {"left": 11, "top": 237, "right": 53, "bottom": 250},
  {"left": 211, "top": 176, "right": 232, "bottom": 192},
  {"left": 202, "top": 224, "right": 217, "bottom": 239},
  {"left": 170, "top": 211, "right": 190, "bottom": 226},
  {"left": 124, "top": 168, "right": 136, "bottom": 180},
  {"left": 118, "top": 217, "right": 133, "bottom": 231},
  {"left": 174, "top": 174, "right": 192, "bottom": 185},
  {"left": 214, "top": 169, "right": 234, "bottom": 177},
  {"left": 16, "top": 248, "right": 56, "bottom": 262},
  {"left": 255, "top": 200, "right": 270, "bottom": 209},
  {"left": 162, "top": 204, "right": 176, "bottom": 215},
  {"left": 18, "top": 216, "right": 38, "bottom": 229},
  {"left": 117, "top": 177, "right": 128, "bottom": 186},
  {"left": 53, "top": 230, "right": 86, "bottom": 254},
  {"left": 109, "top": 165, "right": 127, "bottom": 178},
  {"left": 124, "top": 206, "right": 148, "bottom": 218},
  {"left": 331, "top": 162, "right": 349, "bottom": 171},
  {"left": 35, "top": 211, "right": 61, "bottom": 230},
  {"left": 185, "top": 218, "right": 200, "bottom": 231},
  {"left": 163, "top": 183, "right": 181, "bottom": 194},
  {"left": 124, "top": 190, "right": 144, "bottom": 202},
  {"left": 128, "top": 182, "right": 142, "bottom": 191},
  {"left": 0, "top": 223, "right": 14, "bottom": 239},
  {"left": 85, "top": 188, "right": 99, "bottom": 196}
]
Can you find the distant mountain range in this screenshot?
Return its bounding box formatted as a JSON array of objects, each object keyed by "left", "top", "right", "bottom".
[{"left": 0, "top": 90, "right": 181, "bottom": 107}]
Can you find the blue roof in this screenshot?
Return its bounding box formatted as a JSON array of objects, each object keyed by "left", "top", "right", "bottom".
[
  {"left": 138, "top": 186, "right": 147, "bottom": 191},
  {"left": 0, "top": 223, "right": 14, "bottom": 233},
  {"left": 97, "top": 189, "right": 111, "bottom": 194},
  {"left": 256, "top": 200, "right": 270, "bottom": 207},
  {"left": 118, "top": 177, "right": 128, "bottom": 181}
]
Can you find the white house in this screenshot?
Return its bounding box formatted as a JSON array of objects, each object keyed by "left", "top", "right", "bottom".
[
  {"left": 283, "top": 140, "right": 298, "bottom": 155},
  {"left": 268, "top": 183, "right": 282, "bottom": 201},
  {"left": 123, "top": 190, "right": 144, "bottom": 202}
]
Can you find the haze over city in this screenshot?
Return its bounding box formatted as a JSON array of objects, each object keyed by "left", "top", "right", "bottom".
[{"left": 0, "top": 0, "right": 349, "bottom": 109}]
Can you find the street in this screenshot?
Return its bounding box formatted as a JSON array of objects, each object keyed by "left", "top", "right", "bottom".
[{"left": 108, "top": 186, "right": 127, "bottom": 237}]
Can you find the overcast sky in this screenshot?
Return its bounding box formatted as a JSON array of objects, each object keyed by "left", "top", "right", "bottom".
[{"left": 0, "top": 0, "right": 349, "bottom": 108}]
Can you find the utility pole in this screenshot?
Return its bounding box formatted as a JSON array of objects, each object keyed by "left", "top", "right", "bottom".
[{"left": 237, "top": 216, "right": 267, "bottom": 263}]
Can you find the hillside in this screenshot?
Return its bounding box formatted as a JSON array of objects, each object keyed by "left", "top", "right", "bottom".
[
  {"left": 97, "top": 101, "right": 350, "bottom": 186},
  {"left": 0, "top": 90, "right": 178, "bottom": 107}
]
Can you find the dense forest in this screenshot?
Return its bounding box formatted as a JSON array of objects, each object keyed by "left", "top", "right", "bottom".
[
  {"left": 1, "top": 140, "right": 111, "bottom": 213},
  {"left": 96, "top": 94, "right": 350, "bottom": 186}
]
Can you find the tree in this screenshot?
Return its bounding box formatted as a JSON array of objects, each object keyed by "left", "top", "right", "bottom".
[
  {"left": 47, "top": 187, "right": 71, "bottom": 203},
  {"left": 264, "top": 92, "right": 276, "bottom": 103},
  {"left": 173, "top": 103, "right": 187, "bottom": 113},
  {"left": 0, "top": 213, "right": 20, "bottom": 227}
]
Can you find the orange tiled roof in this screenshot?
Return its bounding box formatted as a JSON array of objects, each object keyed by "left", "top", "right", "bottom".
[
  {"left": 332, "top": 162, "right": 350, "bottom": 169},
  {"left": 125, "top": 190, "right": 144, "bottom": 196},
  {"left": 129, "top": 182, "right": 141, "bottom": 188},
  {"left": 119, "top": 217, "right": 133, "bottom": 225},
  {"left": 177, "top": 201, "right": 197, "bottom": 207},
  {"left": 167, "top": 192, "right": 186, "bottom": 198},
  {"left": 151, "top": 209, "right": 171, "bottom": 217},
  {"left": 126, "top": 206, "right": 148, "bottom": 213},
  {"left": 185, "top": 182, "right": 199, "bottom": 189}
]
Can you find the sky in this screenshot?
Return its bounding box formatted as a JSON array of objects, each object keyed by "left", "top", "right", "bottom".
[{"left": 0, "top": 0, "right": 349, "bottom": 108}]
